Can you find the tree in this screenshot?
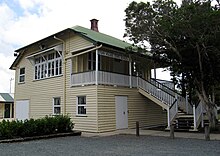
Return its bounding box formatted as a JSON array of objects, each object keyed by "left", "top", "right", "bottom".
[{"left": 124, "top": 0, "right": 220, "bottom": 128}]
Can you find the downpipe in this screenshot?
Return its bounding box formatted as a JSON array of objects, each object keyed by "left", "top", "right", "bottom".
[{"left": 54, "top": 36, "right": 66, "bottom": 115}]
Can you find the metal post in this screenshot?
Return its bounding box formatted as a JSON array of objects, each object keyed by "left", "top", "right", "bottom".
[
  {"left": 193, "top": 104, "right": 197, "bottom": 131},
  {"left": 9, "top": 78, "right": 14, "bottom": 93},
  {"left": 95, "top": 49, "right": 98, "bottom": 85}
]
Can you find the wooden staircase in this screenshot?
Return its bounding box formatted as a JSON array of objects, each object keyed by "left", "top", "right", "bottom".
[
  {"left": 137, "top": 77, "right": 204, "bottom": 131},
  {"left": 174, "top": 110, "right": 195, "bottom": 131}
]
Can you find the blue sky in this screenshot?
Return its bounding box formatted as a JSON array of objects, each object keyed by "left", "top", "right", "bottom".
[
  {"left": 0, "top": 0, "right": 172, "bottom": 93},
  {"left": 2, "top": 0, "right": 23, "bottom": 16}
]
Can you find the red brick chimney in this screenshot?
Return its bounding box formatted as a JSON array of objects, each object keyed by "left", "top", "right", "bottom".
[{"left": 90, "top": 19, "right": 99, "bottom": 32}]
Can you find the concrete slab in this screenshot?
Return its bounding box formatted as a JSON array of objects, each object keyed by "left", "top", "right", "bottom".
[{"left": 82, "top": 129, "right": 220, "bottom": 140}]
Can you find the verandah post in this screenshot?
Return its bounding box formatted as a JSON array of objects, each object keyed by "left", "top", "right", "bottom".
[
  {"left": 95, "top": 49, "right": 98, "bottom": 85},
  {"left": 129, "top": 55, "right": 132, "bottom": 88}
]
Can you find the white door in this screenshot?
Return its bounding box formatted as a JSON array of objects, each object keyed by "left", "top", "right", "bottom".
[
  {"left": 115, "top": 96, "right": 128, "bottom": 129},
  {"left": 16, "top": 100, "right": 29, "bottom": 120}
]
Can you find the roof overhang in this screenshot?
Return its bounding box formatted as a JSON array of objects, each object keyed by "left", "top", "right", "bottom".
[
  {"left": 10, "top": 28, "right": 74, "bottom": 70},
  {"left": 25, "top": 44, "right": 63, "bottom": 59}
]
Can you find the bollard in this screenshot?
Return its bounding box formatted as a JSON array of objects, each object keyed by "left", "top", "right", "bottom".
[
  {"left": 205, "top": 125, "right": 210, "bottom": 141},
  {"left": 170, "top": 124, "right": 175, "bottom": 139},
  {"left": 136, "top": 121, "right": 140, "bottom": 136}
]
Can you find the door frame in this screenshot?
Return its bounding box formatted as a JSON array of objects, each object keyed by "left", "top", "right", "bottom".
[
  {"left": 4, "top": 103, "right": 11, "bottom": 118},
  {"left": 16, "top": 100, "right": 29, "bottom": 120},
  {"left": 115, "top": 96, "right": 128, "bottom": 129}
]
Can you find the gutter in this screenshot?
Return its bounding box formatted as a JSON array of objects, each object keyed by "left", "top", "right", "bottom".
[{"left": 54, "top": 36, "right": 66, "bottom": 115}]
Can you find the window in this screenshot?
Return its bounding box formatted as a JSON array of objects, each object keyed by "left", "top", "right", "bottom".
[
  {"left": 88, "top": 52, "right": 101, "bottom": 70},
  {"left": 77, "top": 96, "right": 86, "bottom": 115},
  {"left": 53, "top": 97, "right": 61, "bottom": 115},
  {"left": 19, "top": 68, "right": 25, "bottom": 83},
  {"left": 34, "top": 51, "right": 62, "bottom": 80}
]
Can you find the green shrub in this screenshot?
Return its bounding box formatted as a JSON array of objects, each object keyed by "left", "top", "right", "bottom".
[
  {"left": 0, "top": 120, "right": 23, "bottom": 139},
  {"left": 0, "top": 115, "right": 74, "bottom": 140}
]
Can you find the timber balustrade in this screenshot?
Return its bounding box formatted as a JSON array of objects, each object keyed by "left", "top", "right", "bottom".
[{"left": 193, "top": 101, "right": 204, "bottom": 130}]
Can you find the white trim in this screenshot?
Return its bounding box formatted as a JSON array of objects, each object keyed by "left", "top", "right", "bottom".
[
  {"left": 25, "top": 45, "right": 63, "bottom": 59},
  {"left": 76, "top": 96, "right": 87, "bottom": 116},
  {"left": 70, "top": 58, "right": 73, "bottom": 86},
  {"left": 34, "top": 51, "right": 62, "bottom": 80},
  {"left": 98, "top": 50, "right": 129, "bottom": 61},
  {"left": 53, "top": 97, "right": 61, "bottom": 115},
  {"left": 18, "top": 67, "right": 25, "bottom": 83},
  {"left": 129, "top": 55, "right": 132, "bottom": 88},
  {"left": 71, "top": 45, "right": 95, "bottom": 54},
  {"left": 95, "top": 49, "right": 98, "bottom": 85},
  {"left": 66, "top": 45, "right": 102, "bottom": 60},
  {"left": 115, "top": 96, "right": 128, "bottom": 129}
]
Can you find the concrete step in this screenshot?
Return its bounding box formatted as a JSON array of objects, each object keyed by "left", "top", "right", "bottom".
[{"left": 177, "top": 114, "right": 194, "bottom": 118}]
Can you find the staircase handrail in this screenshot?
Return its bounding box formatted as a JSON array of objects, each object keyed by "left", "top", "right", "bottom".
[
  {"left": 150, "top": 78, "right": 179, "bottom": 97},
  {"left": 138, "top": 77, "right": 176, "bottom": 106},
  {"left": 169, "top": 99, "right": 178, "bottom": 127},
  {"left": 151, "top": 78, "right": 195, "bottom": 115},
  {"left": 143, "top": 78, "right": 176, "bottom": 97}
]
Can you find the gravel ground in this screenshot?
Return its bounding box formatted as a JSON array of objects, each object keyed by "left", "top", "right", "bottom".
[{"left": 0, "top": 135, "right": 220, "bottom": 156}]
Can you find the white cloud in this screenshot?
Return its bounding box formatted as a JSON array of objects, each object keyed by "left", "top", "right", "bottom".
[
  {"left": 0, "top": 0, "right": 174, "bottom": 92},
  {"left": 0, "top": 53, "right": 15, "bottom": 93}
]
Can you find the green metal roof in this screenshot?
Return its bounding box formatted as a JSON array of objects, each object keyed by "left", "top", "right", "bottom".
[
  {"left": 0, "top": 93, "right": 14, "bottom": 103},
  {"left": 10, "top": 25, "right": 140, "bottom": 70},
  {"left": 71, "top": 26, "right": 132, "bottom": 50}
]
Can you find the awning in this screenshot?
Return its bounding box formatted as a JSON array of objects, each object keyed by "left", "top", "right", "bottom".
[
  {"left": 0, "top": 93, "right": 14, "bottom": 103},
  {"left": 26, "top": 44, "right": 63, "bottom": 59}
]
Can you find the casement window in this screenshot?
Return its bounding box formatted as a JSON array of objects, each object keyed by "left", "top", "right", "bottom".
[
  {"left": 34, "top": 51, "right": 62, "bottom": 80},
  {"left": 88, "top": 52, "right": 100, "bottom": 70},
  {"left": 53, "top": 97, "right": 61, "bottom": 115},
  {"left": 19, "top": 67, "right": 25, "bottom": 83},
  {"left": 77, "top": 96, "right": 86, "bottom": 115}
]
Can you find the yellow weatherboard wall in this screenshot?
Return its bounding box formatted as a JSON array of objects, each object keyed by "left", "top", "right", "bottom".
[
  {"left": 13, "top": 30, "right": 166, "bottom": 133},
  {"left": 97, "top": 86, "right": 167, "bottom": 132}
]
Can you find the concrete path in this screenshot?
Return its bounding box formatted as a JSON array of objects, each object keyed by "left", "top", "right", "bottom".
[{"left": 82, "top": 129, "right": 220, "bottom": 140}]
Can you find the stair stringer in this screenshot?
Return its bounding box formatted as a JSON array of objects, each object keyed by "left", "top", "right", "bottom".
[{"left": 138, "top": 88, "right": 169, "bottom": 110}]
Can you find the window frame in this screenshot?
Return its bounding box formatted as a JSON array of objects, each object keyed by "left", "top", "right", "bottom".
[
  {"left": 18, "top": 67, "right": 25, "bottom": 83},
  {"left": 34, "top": 50, "right": 62, "bottom": 80},
  {"left": 53, "top": 97, "right": 61, "bottom": 115},
  {"left": 76, "top": 96, "right": 87, "bottom": 116},
  {"left": 88, "top": 52, "right": 101, "bottom": 71}
]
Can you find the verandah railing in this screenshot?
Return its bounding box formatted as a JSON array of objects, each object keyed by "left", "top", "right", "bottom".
[
  {"left": 71, "top": 71, "right": 96, "bottom": 86},
  {"left": 71, "top": 71, "right": 133, "bottom": 87}
]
